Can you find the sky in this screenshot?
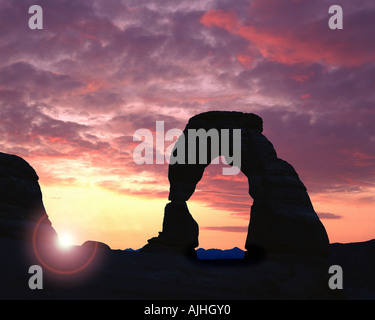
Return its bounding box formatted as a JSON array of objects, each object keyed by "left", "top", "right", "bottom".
[{"left": 1, "top": 0, "right": 375, "bottom": 250}]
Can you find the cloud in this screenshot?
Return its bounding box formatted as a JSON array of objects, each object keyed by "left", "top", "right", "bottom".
[
  {"left": 201, "top": 226, "right": 248, "bottom": 233},
  {"left": 200, "top": 1, "right": 375, "bottom": 66},
  {"left": 317, "top": 212, "right": 342, "bottom": 220},
  {"left": 0, "top": 62, "right": 84, "bottom": 100},
  {"left": 97, "top": 179, "right": 169, "bottom": 199},
  {"left": 259, "top": 107, "right": 375, "bottom": 194},
  {"left": 0, "top": 0, "right": 374, "bottom": 225}
]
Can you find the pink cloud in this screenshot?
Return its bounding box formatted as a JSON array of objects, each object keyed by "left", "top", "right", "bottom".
[
  {"left": 201, "top": 226, "right": 248, "bottom": 233},
  {"left": 201, "top": 2, "right": 375, "bottom": 66}
]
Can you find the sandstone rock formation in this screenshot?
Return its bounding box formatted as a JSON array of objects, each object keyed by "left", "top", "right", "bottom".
[
  {"left": 82, "top": 240, "right": 111, "bottom": 251},
  {"left": 141, "top": 111, "right": 330, "bottom": 258},
  {"left": 0, "top": 152, "right": 57, "bottom": 244}
]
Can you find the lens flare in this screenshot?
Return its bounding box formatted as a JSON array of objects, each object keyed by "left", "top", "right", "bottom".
[{"left": 32, "top": 215, "right": 98, "bottom": 275}]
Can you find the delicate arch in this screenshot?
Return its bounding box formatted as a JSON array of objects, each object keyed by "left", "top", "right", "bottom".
[{"left": 142, "top": 111, "right": 329, "bottom": 258}]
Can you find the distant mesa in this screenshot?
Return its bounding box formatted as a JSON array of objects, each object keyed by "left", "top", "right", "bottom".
[
  {"left": 141, "top": 111, "right": 330, "bottom": 259},
  {"left": 196, "top": 247, "right": 245, "bottom": 260}
]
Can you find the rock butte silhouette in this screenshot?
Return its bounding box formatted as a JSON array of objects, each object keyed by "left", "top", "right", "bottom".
[
  {"left": 141, "top": 111, "right": 330, "bottom": 259},
  {"left": 0, "top": 152, "right": 57, "bottom": 243}
]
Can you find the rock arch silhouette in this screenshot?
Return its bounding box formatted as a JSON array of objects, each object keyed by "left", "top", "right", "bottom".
[{"left": 141, "top": 111, "right": 329, "bottom": 258}]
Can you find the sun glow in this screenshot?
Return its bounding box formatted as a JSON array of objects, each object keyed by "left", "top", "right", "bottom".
[{"left": 58, "top": 233, "right": 74, "bottom": 249}]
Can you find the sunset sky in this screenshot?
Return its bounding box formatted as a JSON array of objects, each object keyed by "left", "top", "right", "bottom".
[{"left": 1, "top": 0, "right": 374, "bottom": 250}]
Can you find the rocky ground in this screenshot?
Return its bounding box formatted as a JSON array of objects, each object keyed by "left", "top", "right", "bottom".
[{"left": 1, "top": 236, "right": 374, "bottom": 300}]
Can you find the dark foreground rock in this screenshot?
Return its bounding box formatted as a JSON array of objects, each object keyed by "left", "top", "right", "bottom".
[
  {"left": 0, "top": 236, "right": 338, "bottom": 300},
  {"left": 329, "top": 239, "right": 375, "bottom": 299},
  {"left": 1, "top": 236, "right": 375, "bottom": 300}
]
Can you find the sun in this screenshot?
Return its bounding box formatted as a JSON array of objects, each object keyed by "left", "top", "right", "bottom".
[{"left": 58, "top": 233, "right": 74, "bottom": 249}]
